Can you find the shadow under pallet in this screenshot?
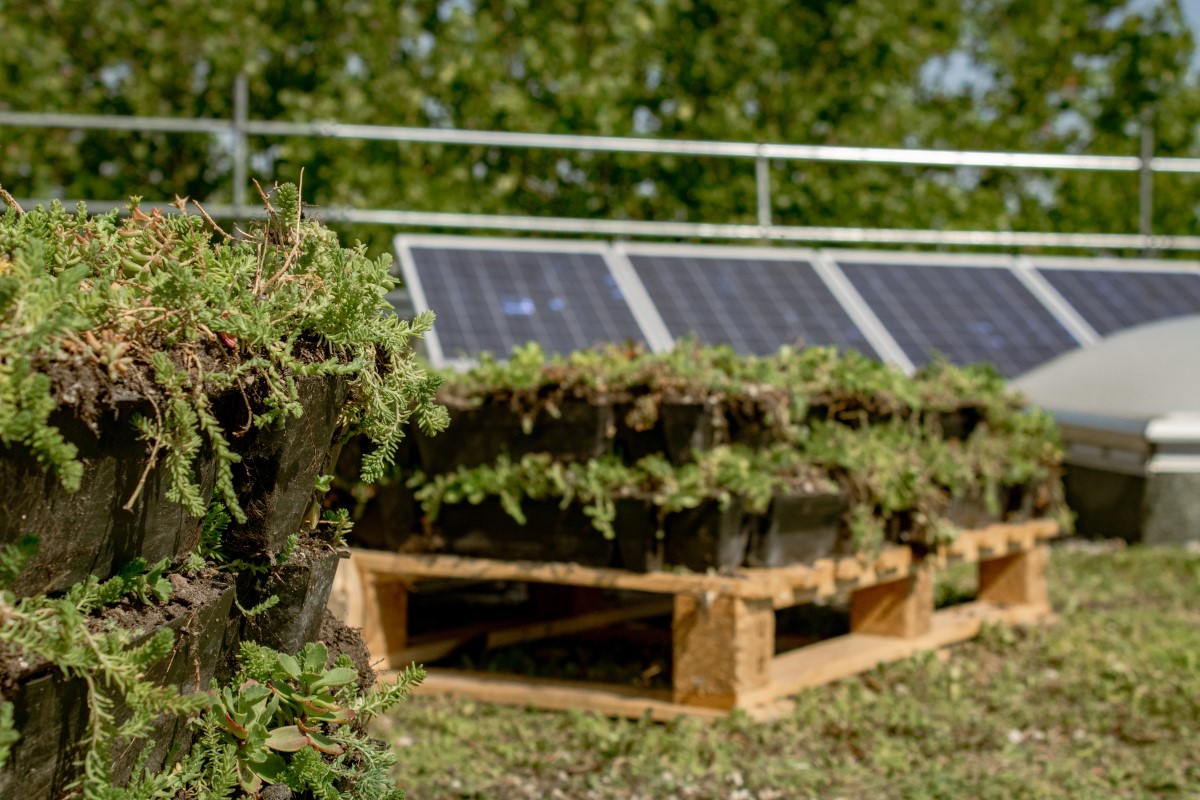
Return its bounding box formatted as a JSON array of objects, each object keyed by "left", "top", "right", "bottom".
[{"left": 338, "top": 520, "right": 1058, "bottom": 721}]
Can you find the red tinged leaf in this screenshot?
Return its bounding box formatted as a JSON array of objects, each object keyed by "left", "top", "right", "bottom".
[
  {"left": 218, "top": 331, "right": 238, "bottom": 350},
  {"left": 264, "top": 725, "right": 310, "bottom": 752},
  {"left": 222, "top": 712, "right": 248, "bottom": 738},
  {"left": 307, "top": 732, "right": 345, "bottom": 755},
  {"left": 297, "top": 718, "right": 319, "bottom": 733}
]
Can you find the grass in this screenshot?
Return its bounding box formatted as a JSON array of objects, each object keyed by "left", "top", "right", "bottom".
[{"left": 375, "top": 543, "right": 1200, "bottom": 799}]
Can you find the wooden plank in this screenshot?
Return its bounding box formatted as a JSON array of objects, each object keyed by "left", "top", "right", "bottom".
[
  {"left": 949, "top": 519, "right": 1058, "bottom": 557},
  {"left": 350, "top": 520, "right": 1059, "bottom": 606},
  {"left": 978, "top": 545, "right": 1049, "bottom": 607},
  {"left": 391, "top": 599, "right": 674, "bottom": 666},
  {"left": 351, "top": 549, "right": 773, "bottom": 599},
  {"left": 672, "top": 595, "right": 775, "bottom": 709},
  {"left": 327, "top": 555, "right": 366, "bottom": 629},
  {"left": 849, "top": 564, "right": 933, "bottom": 638},
  {"left": 406, "top": 668, "right": 791, "bottom": 722},
  {"left": 762, "top": 600, "right": 1052, "bottom": 701}
]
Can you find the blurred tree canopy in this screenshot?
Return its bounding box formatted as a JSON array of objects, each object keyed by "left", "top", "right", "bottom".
[{"left": 2, "top": 0, "right": 1198, "bottom": 254}]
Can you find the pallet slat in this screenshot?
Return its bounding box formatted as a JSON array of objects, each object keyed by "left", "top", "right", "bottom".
[
  {"left": 758, "top": 600, "right": 1052, "bottom": 703},
  {"left": 349, "top": 550, "right": 772, "bottom": 598},
  {"left": 404, "top": 669, "right": 788, "bottom": 722},
  {"left": 348, "top": 519, "right": 1057, "bottom": 606}
]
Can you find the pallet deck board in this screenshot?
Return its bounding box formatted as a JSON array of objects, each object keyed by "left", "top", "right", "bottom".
[
  {"left": 759, "top": 600, "right": 1052, "bottom": 702},
  {"left": 404, "top": 669, "right": 791, "bottom": 723},
  {"left": 349, "top": 519, "right": 1057, "bottom": 605}
]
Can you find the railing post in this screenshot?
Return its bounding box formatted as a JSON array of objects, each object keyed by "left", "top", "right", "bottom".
[
  {"left": 1139, "top": 107, "right": 1154, "bottom": 257},
  {"left": 233, "top": 73, "right": 249, "bottom": 224},
  {"left": 755, "top": 147, "right": 771, "bottom": 230}
]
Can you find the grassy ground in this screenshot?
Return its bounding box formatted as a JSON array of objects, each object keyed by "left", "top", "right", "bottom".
[{"left": 375, "top": 543, "right": 1200, "bottom": 799}]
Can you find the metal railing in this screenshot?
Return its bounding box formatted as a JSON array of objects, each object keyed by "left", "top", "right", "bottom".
[{"left": 5, "top": 75, "right": 1200, "bottom": 251}]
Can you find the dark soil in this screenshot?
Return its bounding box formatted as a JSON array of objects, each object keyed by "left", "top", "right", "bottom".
[
  {"left": 233, "top": 535, "right": 342, "bottom": 658},
  {"left": 37, "top": 334, "right": 340, "bottom": 435},
  {"left": 318, "top": 610, "right": 377, "bottom": 689},
  {"left": 37, "top": 338, "right": 239, "bottom": 434}
]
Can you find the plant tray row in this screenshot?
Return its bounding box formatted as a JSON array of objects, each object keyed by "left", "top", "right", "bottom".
[
  {"left": 351, "top": 482, "right": 1037, "bottom": 574},
  {"left": 354, "top": 490, "right": 848, "bottom": 573},
  {"left": 412, "top": 399, "right": 726, "bottom": 473},
  {"left": 340, "top": 519, "right": 1059, "bottom": 721},
  {"left": 416, "top": 396, "right": 987, "bottom": 475}
]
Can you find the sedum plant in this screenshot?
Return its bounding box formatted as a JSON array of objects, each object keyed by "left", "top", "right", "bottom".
[
  {"left": 404, "top": 413, "right": 1065, "bottom": 555},
  {"left": 407, "top": 446, "right": 839, "bottom": 542},
  {"left": 0, "top": 533, "right": 424, "bottom": 799},
  {"left": 413, "top": 337, "right": 1065, "bottom": 555},
  {"left": 207, "top": 642, "right": 363, "bottom": 793},
  {"left": 0, "top": 536, "right": 211, "bottom": 794},
  {"left": 0, "top": 185, "right": 447, "bottom": 523},
  {"left": 171, "top": 641, "right": 423, "bottom": 800},
  {"left": 433, "top": 338, "right": 1032, "bottom": 442}
]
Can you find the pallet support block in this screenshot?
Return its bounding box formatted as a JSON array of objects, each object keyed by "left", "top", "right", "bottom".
[
  {"left": 361, "top": 575, "right": 409, "bottom": 668},
  {"left": 849, "top": 564, "right": 933, "bottom": 638},
  {"left": 672, "top": 595, "right": 774, "bottom": 709},
  {"left": 977, "top": 544, "right": 1048, "bottom": 607}
]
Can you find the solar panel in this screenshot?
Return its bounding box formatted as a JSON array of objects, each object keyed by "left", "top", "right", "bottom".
[
  {"left": 626, "top": 251, "right": 879, "bottom": 357},
  {"left": 1037, "top": 267, "right": 1200, "bottom": 336},
  {"left": 401, "top": 242, "right": 645, "bottom": 360},
  {"left": 836, "top": 260, "right": 1078, "bottom": 376}
]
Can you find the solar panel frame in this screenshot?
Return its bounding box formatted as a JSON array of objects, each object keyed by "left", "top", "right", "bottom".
[
  {"left": 617, "top": 242, "right": 894, "bottom": 359},
  {"left": 394, "top": 234, "right": 650, "bottom": 367},
  {"left": 1027, "top": 255, "right": 1200, "bottom": 273},
  {"left": 826, "top": 249, "right": 1084, "bottom": 377}
]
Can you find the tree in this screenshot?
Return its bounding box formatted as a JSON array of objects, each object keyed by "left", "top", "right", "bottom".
[{"left": 1, "top": 0, "right": 1196, "bottom": 254}]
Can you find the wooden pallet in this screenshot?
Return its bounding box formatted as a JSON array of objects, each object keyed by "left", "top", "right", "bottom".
[{"left": 336, "top": 519, "right": 1058, "bottom": 720}]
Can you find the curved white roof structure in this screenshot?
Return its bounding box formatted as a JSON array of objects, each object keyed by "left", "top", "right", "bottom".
[
  {"left": 1011, "top": 315, "right": 1200, "bottom": 476},
  {"left": 1012, "top": 315, "right": 1200, "bottom": 545},
  {"left": 1013, "top": 314, "right": 1200, "bottom": 422}
]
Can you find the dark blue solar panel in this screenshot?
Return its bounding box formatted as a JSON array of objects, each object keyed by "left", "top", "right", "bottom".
[
  {"left": 410, "top": 246, "right": 644, "bottom": 358},
  {"left": 1038, "top": 268, "right": 1200, "bottom": 336},
  {"left": 628, "top": 254, "right": 878, "bottom": 357},
  {"left": 838, "top": 262, "right": 1077, "bottom": 376}
]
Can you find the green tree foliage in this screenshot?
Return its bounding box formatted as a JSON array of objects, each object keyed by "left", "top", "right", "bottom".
[{"left": 1, "top": 1, "right": 1197, "bottom": 252}]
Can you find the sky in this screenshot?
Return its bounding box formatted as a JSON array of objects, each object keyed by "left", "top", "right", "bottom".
[{"left": 1184, "top": 0, "right": 1200, "bottom": 64}]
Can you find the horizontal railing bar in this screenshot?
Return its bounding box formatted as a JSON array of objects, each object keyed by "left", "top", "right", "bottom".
[
  {"left": 0, "top": 111, "right": 232, "bottom": 135},
  {"left": 1150, "top": 156, "right": 1200, "bottom": 173},
  {"left": 0, "top": 110, "right": 1176, "bottom": 173},
  {"left": 16, "top": 198, "right": 1200, "bottom": 251},
  {"left": 760, "top": 143, "right": 1139, "bottom": 171},
  {"left": 246, "top": 119, "right": 761, "bottom": 158}
]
